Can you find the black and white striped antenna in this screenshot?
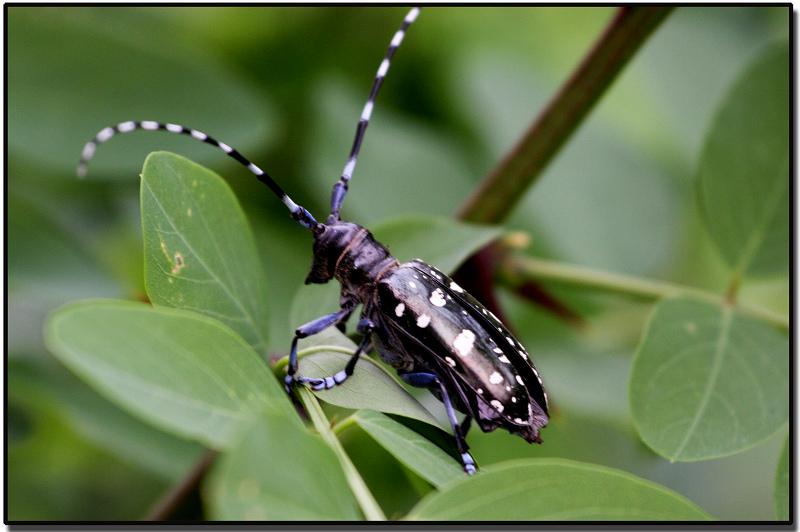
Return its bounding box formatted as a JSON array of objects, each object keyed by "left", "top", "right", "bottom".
[
  {"left": 329, "top": 6, "right": 419, "bottom": 220},
  {"left": 76, "top": 7, "right": 421, "bottom": 232}
]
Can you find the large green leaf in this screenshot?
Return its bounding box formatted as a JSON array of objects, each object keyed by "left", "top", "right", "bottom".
[
  {"left": 39, "top": 366, "right": 207, "bottom": 480},
  {"left": 774, "top": 432, "right": 789, "bottom": 520},
  {"left": 696, "top": 42, "right": 789, "bottom": 277},
  {"left": 353, "top": 410, "right": 463, "bottom": 489},
  {"left": 141, "top": 152, "right": 271, "bottom": 360},
  {"left": 207, "top": 411, "right": 362, "bottom": 521},
  {"left": 630, "top": 297, "right": 788, "bottom": 461},
  {"left": 406, "top": 458, "right": 713, "bottom": 520},
  {"left": 44, "top": 299, "right": 289, "bottom": 450}
]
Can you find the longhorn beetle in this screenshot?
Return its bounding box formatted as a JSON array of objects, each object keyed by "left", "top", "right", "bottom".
[{"left": 77, "top": 7, "right": 548, "bottom": 474}]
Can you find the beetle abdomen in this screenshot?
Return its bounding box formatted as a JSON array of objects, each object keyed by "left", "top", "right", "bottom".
[{"left": 370, "top": 260, "right": 548, "bottom": 442}]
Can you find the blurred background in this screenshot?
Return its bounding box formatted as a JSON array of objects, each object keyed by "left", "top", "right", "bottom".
[{"left": 7, "top": 6, "right": 789, "bottom": 520}]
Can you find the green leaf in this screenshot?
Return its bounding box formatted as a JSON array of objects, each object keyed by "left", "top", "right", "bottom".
[
  {"left": 297, "top": 348, "right": 443, "bottom": 430},
  {"left": 353, "top": 410, "right": 463, "bottom": 489},
  {"left": 696, "top": 42, "right": 789, "bottom": 277},
  {"left": 630, "top": 297, "right": 788, "bottom": 461},
  {"left": 774, "top": 432, "right": 789, "bottom": 520},
  {"left": 406, "top": 458, "right": 713, "bottom": 520},
  {"left": 207, "top": 410, "right": 362, "bottom": 520},
  {"left": 142, "top": 152, "right": 271, "bottom": 360},
  {"left": 371, "top": 216, "right": 503, "bottom": 274},
  {"left": 41, "top": 368, "right": 207, "bottom": 480},
  {"left": 44, "top": 299, "right": 289, "bottom": 450}
]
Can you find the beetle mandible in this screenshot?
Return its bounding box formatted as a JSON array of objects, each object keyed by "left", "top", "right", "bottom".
[{"left": 77, "top": 7, "right": 549, "bottom": 474}]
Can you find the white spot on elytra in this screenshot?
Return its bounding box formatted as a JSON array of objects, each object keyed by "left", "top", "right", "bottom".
[
  {"left": 430, "top": 288, "right": 446, "bottom": 307},
  {"left": 408, "top": 281, "right": 416, "bottom": 289},
  {"left": 498, "top": 354, "right": 510, "bottom": 363},
  {"left": 416, "top": 314, "right": 431, "bottom": 328},
  {"left": 489, "top": 371, "right": 503, "bottom": 384},
  {"left": 511, "top": 396, "right": 517, "bottom": 403},
  {"left": 395, "top": 303, "right": 405, "bottom": 317},
  {"left": 490, "top": 400, "right": 504, "bottom": 413},
  {"left": 516, "top": 375, "right": 525, "bottom": 385},
  {"left": 453, "top": 329, "right": 475, "bottom": 357},
  {"left": 493, "top": 347, "right": 503, "bottom": 354},
  {"left": 514, "top": 417, "right": 525, "bottom": 424},
  {"left": 477, "top": 388, "right": 483, "bottom": 395},
  {"left": 449, "top": 281, "right": 464, "bottom": 293},
  {"left": 506, "top": 336, "right": 515, "bottom": 346},
  {"left": 445, "top": 356, "right": 456, "bottom": 367}
]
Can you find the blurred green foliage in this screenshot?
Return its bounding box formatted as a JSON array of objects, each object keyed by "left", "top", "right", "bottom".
[{"left": 8, "top": 5, "right": 789, "bottom": 521}]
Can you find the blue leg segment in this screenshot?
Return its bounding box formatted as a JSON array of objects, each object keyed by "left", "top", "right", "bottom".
[
  {"left": 298, "top": 319, "right": 375, "bottom": 390},
  {"left": 399, "top": 372, "right": 477, "bottom": 475},
  {"left": 284, "top": 301, "right": 356, "bottom": 393}
]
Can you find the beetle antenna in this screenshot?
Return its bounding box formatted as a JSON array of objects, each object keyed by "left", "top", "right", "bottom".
[
  {"left": 329, "top": 6, "right": 420, "bottom": 220},
  {"left": 77, "top": 121, "right": 320, "bottom": 231}
]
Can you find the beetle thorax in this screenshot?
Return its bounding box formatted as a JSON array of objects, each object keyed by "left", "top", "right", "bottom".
[{"left": 305, "top": 221, "right": 399, "bottom": 302}]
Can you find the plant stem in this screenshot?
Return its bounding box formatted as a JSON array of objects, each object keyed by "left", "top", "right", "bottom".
[
  {"left": 458, "top": 6, "right": 674, "bottom": 224},
  {"left": 298, "top": 388, "right": 386, "bottom": 521},
  {"left": 503, "top": 255, "right": 789, "bottom": 331},
  {"left": 144, "top": 450, "right": 216, "bottom": 520},
  {"left": 332, "top": 413, "right": 359, "bottom": 436}
]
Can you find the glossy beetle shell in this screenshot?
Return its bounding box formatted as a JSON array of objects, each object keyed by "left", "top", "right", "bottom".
[{"left": 368, "top": 259, "right": 549, "bottom": 443}]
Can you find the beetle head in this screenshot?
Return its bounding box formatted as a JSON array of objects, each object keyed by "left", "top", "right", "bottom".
[{"left": 306, "top": 221, "right": 364, "bottom": 284}]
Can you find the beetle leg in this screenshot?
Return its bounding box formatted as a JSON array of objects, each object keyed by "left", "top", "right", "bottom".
[
  {"left": 460, "top": 415, "right": 472, "bottom": 438},
  {"left": 437, "top": 379, "right": 477, "bottom": 475},
  {"left": 299, "top": 319, "right": 375, "bottom": 390},
  {"left": 285, "top": 300, "right": 357, "bottom": 393},
  {"left": 335, "top": 305, "right": 356, "bottom": 334},
  {"left": 399, "top": 372, "right": 477, "bottom": 475}
]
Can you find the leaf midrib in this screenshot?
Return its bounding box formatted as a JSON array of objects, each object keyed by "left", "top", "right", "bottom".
[{"left": 671, "top": 305, "right": 734, "bottom": 459}]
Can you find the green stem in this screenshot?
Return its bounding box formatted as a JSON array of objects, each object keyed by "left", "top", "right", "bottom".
[
  {"left": 332, "top": 413, "right": 359, "bottom": 436},
  {"left": 458, "top": 6, "right": 674, "bottom": 224},
  {"left": 272, "top": 345, "right": 354, "bottom": 373},
  {"left": 503, "top": 255, "right": 789, "bottom": 331},
  {"left": 297, "top": 388, "right": 386, "bottom": 521}
]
